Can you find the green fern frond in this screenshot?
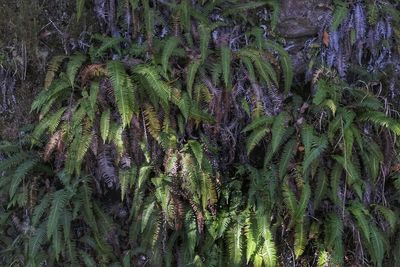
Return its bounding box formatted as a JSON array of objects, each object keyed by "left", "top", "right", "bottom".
[
  {"left": 374, "top": 205, "right": 397, "bottom": 232},
  {"left": 187, "top": 60, "right": 201, "bottom": 98},
  {"left": 100, "top": 108, "right": 110, "bottom": 143},
  {"left": 47, "top": 189, "right": 69, "bottom": 240},
  {"left": 282, "top": 181, "right": 297, "bottom": 218},
  {"left": 294, "top": 220, "right": 307, "bottom": 259},
  {"left": 119, "top": 166, "right": 136, "bottom": 201},
  {"left": 227, "top": 216, "right": 244, "bottom": 266},
  {"left": 301, "top": 123, "right": 314, "bottom": 155},
  {"left": 348, "top": 201, "right": 371, "bottom": 243},
  {"left": 9, "top": 157, "right": 38, "bottom": 199},
  {"left": 369, "top": 225, "right": 386, "bottom": 267},
  {"left": 134, "top": 65, "right": 172, "bottom": 105},
  {"left": 246, "top": 127, "right": 269, "bottom": 155},
  {"left": 266, "top": 0, "right": 280, "bottom": 30},
  {"left": 45, "top": 55, "right": 67, "bottom": 89},
  {"left": 329, "top": 163, "right": 343, "bottom": 205},
  {"left": 359, "top": 111, "right": 400, "bottom": 135},
  {"left": 143, "top": 103, "right": 161, "bottom": 142},
  {"left": 303, "top": 136, "right": 328, "bottom": 173},
  {"left": 331, "top": 1, "right": 348, "bottom": 30},
  {"left": 271, "top": 112, "right": 288, "bottom": 153},
  {"left": 0, "top": 151, "right": 31, "bottom": 172},
  {"left": 259, "top": 228, "right": 277, "bottom": 267},
  {"left": 294, "top": 182, "right": 310, "bottom": 223},
  {"left": 279, "top": 139, "right": 296, "bottom": 179},
  {"left": 66, "top": 53, "right": 86, "bottom": 87},
  {"left": 242, "top": 116, "right": 273, "bottom": 133},
  {"left": 91, "top": 34, "right": 123, "bottom": 59},
  {"left": 32, "top": 194, "right": 51, "bottom": 226},
  {"left": 313, "top": 169, "right": 328, "bottom": 209},
  {"left": 29, "top": 223, "right": 47, "bottom": 258},
  {"left": 162, "top": 36, "right": 180, "bottom": 75},
  {"left": 107, "top": 60, "right": 135, "bottom": 127},
  {"left": 199, "top": 24, "right": 211, "bottom": 61},
  {"left": 324, "top": 213, "right": 343, "bottom": 250},
  {"left": 264, "top": 40, "right": 293, "bottom": 93},
  {"left": 245, "top": 215, "right": 257, "bottom": 264},
  {"left": 333, "top": 155, "right": 362, "bottom": 199}
]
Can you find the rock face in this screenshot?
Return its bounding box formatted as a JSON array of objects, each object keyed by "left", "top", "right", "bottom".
[{"left": 277, "top": 0, "right": 333, "bottom": 78}]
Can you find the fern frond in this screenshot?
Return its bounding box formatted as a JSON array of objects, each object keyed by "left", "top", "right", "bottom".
[
  {"left": 242, "top": 116, "right": 273, "bottom": 133},
  {"left": 294, "top": 220, "right": 307, "bottom": 259},
  {"left": 331, "top": 1, "right": 349, "bottom": 30},
  {"left": 45, "top": 55, "right": 66, "bottom": 89},
  {"left": 187, "top": 60, "right": 201, "bottom": 98},
  {"left": 259, "top": 229, "right": 277, "bottom": 267},
  {"left": 32, "top": 194, "right": 51, "bottom": 226},
  {"left": 66, "top": 53, "right": 86, "bottom": 87},
  {"left": 264, "top": 40, "right": 293, "bottom": 93},
  {"left": 9, "top": 157, "right": 38, "bottom": 199},
  {"left": 134, "top": 65, "right": 172, "bottom": 105},
  {"left": 107, "top": 61, "right": 135, "bottom": 127},
  {"left": 29, "top": 223, "right": 47, "bottom": 258},
  {"left": 313, "top": 168, "right": 328, "bottom": 209},
  {"left": 333, "top": 155, "right": 362, "bottom": 199},
  {"left": 279, "top": 139, "right": 296, "bottom": 179},
  {"left": 47, "top": 189, "right": 69, "bottom": 240},
  {"left": 294, "top": 182, "right": 310, "bottom": 223},
  {"left": 348, "top": 201, "right": 371, "bottom": 243},
  {"left": 143, "top": 103, "right": 161, "bottom": 142},
  {"left": 282, "top": 181, "right": 297, "bottom": 218},
  {"left": 271, "top": 112, "right": 288, "bottom": 153},
  {"left": 162, "top": 36, "right": 180, "bottom": 75},
  {"left": 359, "top": 111, "right": 400, "bottom": 135},
  {"left": 368, "top": 225, "right": 386, "bottom": 267},
  {"left": 227, "top": 216, "right": 244, "bottom": 266},
  {"left": 199, "top": 24, "right": 211, "bottom": 60},
  {"left": 246, "top": 127, "right": 269, "bottom": 155},
  {"left": 100, "top": 108, "right": 111, "bottom": 143},
  {"left": 374, "top": 205, "right": 397, "bottom": 231},
  {"left": 91, "top": 34, "right": 123, "bottom": 59},
  {"left": 303, "top": 136, "right": 328, "bottom": 173}
]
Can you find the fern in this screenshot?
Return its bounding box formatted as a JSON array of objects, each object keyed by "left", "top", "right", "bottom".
[
  {"left": 264, "top": 40, "right": 293, "bottom": 93},
  {"left": 162, "top": 36, "right": 180, "bottom": 75},
  {"left": 47, "top": 189, "right": 69, "bottom": 240},
  {"left": 227, "top": 215, "right": 244, "bottom": 266},
  {"left": 187, "top": 60, "right": 201, "bottom": 98},
  {"left": 44, "top": 55, "right": 66, "bottom": 89},
  {"left": 278, "top": 139, "right": 296, "bottom": 179},
  {"left": 107, "top": 61, "right": 135, "bottom": 127},
  {"left": 9, "top": 157, "right": 38, "bottom": 199},
  {"left": 134, "top": 65, "right": 172, "bottom": 105},
  {"left": 245, "top": 127, "right": 269, "bottom": 155},
  {"left": 369, "top": 225, "right": 386, "bottom": 267},
  {"left": 143, "top": 103, "right": 161, "bottom": 142},
  {"left": 66, "top": 53, "right": 86, "bottom": 88},
  {"left": 348, "top": 201, "right": 371, "bottom": 243},
  {"left": 294, "top": 220, "right": 307, "bottom": 259},
  {"left": 331, "top": 1, "right": 349, "bottom": 30},
  {"left": 303, "top": 136, "right": 328, "bottom": 173},
  {"left": 91, "top": 34, "right": 123, "bottom": 59},
  {"left": 271, "top": 112, "right": 287, "bottom": 154}
]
